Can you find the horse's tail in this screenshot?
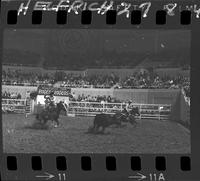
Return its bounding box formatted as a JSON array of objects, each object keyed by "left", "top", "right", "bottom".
[
  {"left": 93, "top": 115, "right": 101, "bottom": 129},
  {"left": 36, "top": 114, "right": 39, "bottom": 120}
]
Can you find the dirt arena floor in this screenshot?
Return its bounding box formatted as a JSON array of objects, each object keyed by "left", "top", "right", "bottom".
[{"left": 3, "top": 113, "right": 190, "bottom": 153}]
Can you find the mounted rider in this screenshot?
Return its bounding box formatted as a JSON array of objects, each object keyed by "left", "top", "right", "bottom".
[
  {"left": 44, "top": 90, "right": 56, "bottom": 112},
  {"left": 121, "top": 107, "right": 129, "bottom": 117},
  {"left": 121, "top": 100, "right": 134, "bottom": 120}
]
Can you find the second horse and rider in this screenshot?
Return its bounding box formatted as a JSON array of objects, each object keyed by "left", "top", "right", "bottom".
[
  {"left": 35, "top": 91, "right": 140, "bottom": 132},
  {"left": 35, "top": 91, "right": 66, "bottom": 127},
  {"left": 90, "top": 106, "right": 140, "bottom": 134}
]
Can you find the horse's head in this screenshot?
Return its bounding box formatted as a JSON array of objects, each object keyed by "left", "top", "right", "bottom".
[
  {"left": 113, "top": 112, "right": 127, "bottom": 122},
  {"left": 56, "top": 101, "right": 67, "bottom": 112},
  {"left": 130, "top": 107, "right": 140, "bottom": 116}
]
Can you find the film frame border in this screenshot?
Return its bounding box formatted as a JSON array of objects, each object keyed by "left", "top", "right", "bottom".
[{"left": 0, "top": 0, "right": 199, "bottom": 181}]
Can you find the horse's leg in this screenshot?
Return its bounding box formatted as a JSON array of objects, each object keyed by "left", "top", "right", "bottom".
[
  {"left": 50, "top": 120, "right": 54, "bottom": 127},
  {"left": 134, "top": 119, "right": 137, "bottom": 127},
  {"left": 93, "top": 124, "right": 97, "bottom": 133},
  {"left": 55, "top": 119, "right": 59, "bottom": 127},
  {"left": 101, "top": 126, "right": 105, "bottom": 134},
  {"left": 42, "top": 116, "right": 46, "bottom": 124},
  {"left": 41, "top": 119, "right": 45, "bottom": 125},
  {"left": 94, "top": 125, "right": 98, "bottom": 133},
  {"left": 96, "top": 125, "right": 101, "bottom": 133},
  {"left": 36, "top": 115, "right": 40, "bottom": 123},
  {"left": 39, "top": 117, "right": 43, "bottom": 125},
  {"left": 44, "top": 118, "right": 48, "bottom": 125},
  {"left": 130, "top": 116, "right": 137, "bottom": 127},
  {"left": 38, "top": 114, "right": 42, "bottom": 124},
  {"left": 94, "top": 123, "right": 100, "bottom": 133},
  {"left": 57, "top": 119, "right": 60, "bottom": 126},
  {"left": 98, "top": 126, "right": 104, "bottom": 133}
]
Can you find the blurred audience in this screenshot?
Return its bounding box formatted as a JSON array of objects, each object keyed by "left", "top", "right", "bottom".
[
  {"left": 2, "top": 69, "right": 55, "bottom": 86},
  {"left": 2, "top": 68, "right": 190, "bottom": 99},
  {"left": 2, "top": 91, "right": 22, "bottom": 99},
  {"left": 70, "top": 94, "right": 121, "bottom": 103}
]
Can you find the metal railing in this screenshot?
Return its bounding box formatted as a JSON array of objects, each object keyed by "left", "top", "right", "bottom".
[
  {"left": 2, "top": 98, "right": 31, "bottom": 114},
  {"left": 67, "top": 101, "right": 171, "bottom": 120},
  {"left": 6, "top": 99, "right": 171, "bottom": 120}
]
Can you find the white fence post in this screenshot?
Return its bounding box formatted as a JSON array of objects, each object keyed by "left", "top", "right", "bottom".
[{"left": 139, "top": 104, "right": 142, "bottom": 120}]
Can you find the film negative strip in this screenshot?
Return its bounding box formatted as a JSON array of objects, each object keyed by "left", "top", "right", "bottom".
[{"left": 0, "top": 0, "right": 199, "bottom": 181}]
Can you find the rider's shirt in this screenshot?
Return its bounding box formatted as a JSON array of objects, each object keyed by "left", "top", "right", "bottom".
[
  {"left": 44, "top": 95, "right": 55, "bottom": 108},
  {"left": 122, "top": 108, "right": 129, "bottom": 116},
  {"left": 126, "top": 103, "right": 129, "bottom": 111}
]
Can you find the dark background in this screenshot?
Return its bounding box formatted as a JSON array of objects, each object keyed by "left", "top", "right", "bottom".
[{"left": 3, "top": 29, "right": 190, "bottom": 69}]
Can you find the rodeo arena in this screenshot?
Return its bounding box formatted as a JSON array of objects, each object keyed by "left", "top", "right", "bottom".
[{"left": 2, "top": 29, "right": 190, "bottom": 153}]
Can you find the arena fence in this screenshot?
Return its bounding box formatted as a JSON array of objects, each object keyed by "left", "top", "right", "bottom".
[
  {"left": 2, "top": 99, "right": 31, "bottom": 115},
  {"left": 67, "top": 101, "right": 171, "bottom": 120},
  {"left": 2, "top": 99, "right": 171, "bottom": 120}
]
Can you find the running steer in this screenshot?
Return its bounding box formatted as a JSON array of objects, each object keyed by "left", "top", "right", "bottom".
[{"left": 92, "top": 114, "right": 121, "bottom": 133}]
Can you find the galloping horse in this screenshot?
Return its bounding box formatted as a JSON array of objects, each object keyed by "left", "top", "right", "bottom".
[
  {"left": 114, "top": 106, "right": 140, "bottom": 126},
  {"left": 35, "top": 101, "right": 66, "bottom": 127},
  {"left": 127, "top": 106, "right": 140, "bottom": 125}
]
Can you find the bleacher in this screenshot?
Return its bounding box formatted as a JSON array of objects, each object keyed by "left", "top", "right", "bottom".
[{"left": 2, "top": 85, "right": 37, "bottom": 99}]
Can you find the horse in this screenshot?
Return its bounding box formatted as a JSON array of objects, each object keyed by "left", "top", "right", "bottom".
[
  {"left": 111, "top": 106, "right": 140, "bottom": 127},
  {"left": 35, "top": 101, "right": 66, "bottom": 127},
  {"left": 128, "top": 106, "right": 140, "bottom": 125},
  {"left": 91, "top": 113, "right": 121, "bottom": 133},
  {"left": 129, "top": 106, "right": 140, "bottom": 115}
]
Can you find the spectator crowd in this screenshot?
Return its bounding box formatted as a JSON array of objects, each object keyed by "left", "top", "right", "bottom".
[
  {"left": 60, "top": 73, "right": 119, "bottom": 88},
  {"left": 117, "top": 71, "right": 190, "bottom": 90},
  {"left": 70, "top": 94, "right": 121, "bottom": 103},
  {"left": 2, "top": 91, "right": 22, "bottom": 99},
  {"left": 2, "top": 68, "right": 190, "bottom": 100},
  {"left": 2, "top": 69, "right": 55, "bottom": 86}
]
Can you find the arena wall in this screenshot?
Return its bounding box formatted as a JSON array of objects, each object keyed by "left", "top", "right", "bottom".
[
  {"left": 180, "top": 92, "right": 190, "bottom": 126},
  {"left": 85, "top": 68, "right": 189, "bottom": 79},
  {"left": 71, "top": 88, "right": 114, "bottom": 98},
  {"left": 3, "top": 66, "right": 189, "bottom": 80},
  {"left": 113, "top": 89, "right": 180, "bottom": 103},
  {"left": 71, "top": 88, "right": 182, "bottom": 121},
  {"left": 3, "top": 65, "right": 43, "bottom": 73},
  {"left": 113, "top": 89, "right": 149, "bottom": 103},
  {"left": 147, "top": 89, "right": 181, "bottom": 121},
  {"left": 85, "top": 68, "right": 146, "bottom": 80},
  {"left": 118, "top": 89, "right": 190, "bottom": 124},
  {"left": 3, "top": 65, "right": 84, "bottom": 75},
  {"left": 2, "top": 85, "right": 37, "bottom": 98},
  {"left": 154, "top": 68, "right": 190, "bottom": 78}
]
